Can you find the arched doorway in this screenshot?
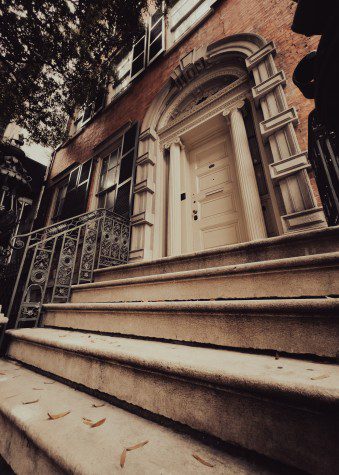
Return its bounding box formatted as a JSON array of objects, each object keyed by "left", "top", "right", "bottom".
[{"left": 130, "top": 34, "right": 326, "bottom": 262}]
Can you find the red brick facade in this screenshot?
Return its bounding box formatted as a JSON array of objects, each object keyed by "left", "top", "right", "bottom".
[{"left": 50, "top": 0, "right": 320, "bottom": 200}]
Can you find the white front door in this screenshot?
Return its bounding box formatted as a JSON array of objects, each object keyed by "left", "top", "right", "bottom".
[{"left": 189, "top": 130, "right": 246, "bottom": 251}]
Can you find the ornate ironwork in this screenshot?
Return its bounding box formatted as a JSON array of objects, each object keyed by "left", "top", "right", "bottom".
[{"left": 6, "top": 208, "right": 130, "bottom": 330}]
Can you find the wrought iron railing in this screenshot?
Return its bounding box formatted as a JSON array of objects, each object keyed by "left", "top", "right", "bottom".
[{"left": 4, "top": 208, "right": 130, "bottom": 331}]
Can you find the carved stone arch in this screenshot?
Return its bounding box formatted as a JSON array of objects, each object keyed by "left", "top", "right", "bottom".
[{"left": 130, "top": 33, "right": 326, "bottom": 263}]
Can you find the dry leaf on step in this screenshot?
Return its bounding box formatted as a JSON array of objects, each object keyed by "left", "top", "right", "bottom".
[
  {"left": 22, "top": 399, "right": 39, "bottom": 405},
  {"left": 311, "top": 374, "right": 330, "bottom": 381},
  {"left": 48, "top": 411, "right": 70, "bottom": 420},
  {"left": 192, "top": 454, "right": 215, "bottom": 467},
  {"left": 0, "top": 372, "right": 6, "bottom": 375},
  {"left": 120, "top": 448, "right": 127, "bottom": 468},
  {"left": 126, "top": 441, "right": 149, "bottom": 451},
  {"left": 33, "top": 387, "right": 44, "bottom": 390},
  {"left": 92, "top": 403, "right": 105, "bottom": 408},
  {"left": 44, "top": 381, "right": 56, "bottom": 385},
  {"left": 83, "top": 417, "right": 106, "bottom": 428}
]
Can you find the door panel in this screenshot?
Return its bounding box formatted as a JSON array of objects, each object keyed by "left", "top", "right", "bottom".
[{"left": 189, "top": 131, "right": 246, "bottom": 251}]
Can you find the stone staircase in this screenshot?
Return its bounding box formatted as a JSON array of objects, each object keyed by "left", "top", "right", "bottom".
[{"left": 1, "top": 226, "right": 339, "bottom": 474}]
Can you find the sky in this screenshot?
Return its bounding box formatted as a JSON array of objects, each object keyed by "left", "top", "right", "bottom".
[{"left": 4, "top": 123, "right": 52, "bottom": 166}]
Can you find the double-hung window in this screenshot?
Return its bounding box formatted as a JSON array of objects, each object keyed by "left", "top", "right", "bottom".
[
  {"left": 130, "top": 7, "right": 165, "bottom": 80},
  {"left": 97, "top": 123, "right": 139, "bottom": 217},
  {"left": 53, "top": 160, "right": 93, "bottom": 221}
]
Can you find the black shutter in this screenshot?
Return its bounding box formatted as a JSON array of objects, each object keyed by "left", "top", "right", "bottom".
[
  {"left": 130, "top": 35, "right": 147, "bottom": 80},
  {"left": 114, "top": 123, "right": 139, "bottom": 217},
  {"left": 148, "top": 9, "right": 165, "bottom": 65}
]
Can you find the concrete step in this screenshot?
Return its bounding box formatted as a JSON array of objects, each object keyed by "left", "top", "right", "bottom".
[
  {"left": 6, "top": 328, "right": 339, "bottom": 475},
  {"left": 43, "top": 298, "right": 339, "bottom": 358},
  {"left": 0, "top": 360, "right": 273, "bottom": 475},
  {"left": 94, "top": 226, "right": 339, "bottom": 282},
  {"left": 71, "top": 252, "right": 339, "bottom": 303}
]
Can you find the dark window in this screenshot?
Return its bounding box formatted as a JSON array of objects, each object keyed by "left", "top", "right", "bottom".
[
  {"left": 97, "top": 123, "right": 139, "bottom": 217},
  {"left": 53, "top": 160, "right": 93, "bottom": 221},
  {"left": 131, "top": 35, "right": 147, "bottom": 80},
  {"left": 148, "top": 10, "right": 164, "bottom": 64}
]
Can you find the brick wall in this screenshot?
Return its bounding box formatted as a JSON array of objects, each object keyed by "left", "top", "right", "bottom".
[{"left": 51, "top": 0, "right": 320, "bottom": 199}]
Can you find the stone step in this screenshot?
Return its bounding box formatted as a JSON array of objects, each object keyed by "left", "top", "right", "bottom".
[
  {"left": 6, "top": 328, "right": 339, "bottom": 475},
  {"left": 0, "top": 315, "right": 8, "bottom": 325},
  {"left": 72, "top": 252, "right": 339, "bottom": 303},
  {"left": 43, "top": 298, "right": 339, "bottom": 358},
  {"left": 0, "top": 359, "right": 272, "bottom": 475},
  {"left": 94, "top": 226, "right": 339, "bottom": 282}
]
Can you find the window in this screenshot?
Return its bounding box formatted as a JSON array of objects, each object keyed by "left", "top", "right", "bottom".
[
  {"left": 53, "top": 160, "right": 93, "bottom": 221},
  {"left": 130, "top": 8, "right": 165, "bottom": 80},
  {"left": 73, "top": 88, "right": 106, "bottom": 132},
  {"left": 170, "top": 0, "right": 213, "bottom": 44},
  {"left": 97, "top": 123, "right": 139, "bottom": 217}
]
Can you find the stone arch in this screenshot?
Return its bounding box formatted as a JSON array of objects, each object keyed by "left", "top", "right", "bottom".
[{"left": 130, "top": 33, "right": 326, "bottom": 262}]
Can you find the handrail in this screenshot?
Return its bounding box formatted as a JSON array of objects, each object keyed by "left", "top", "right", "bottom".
[{"left": 5, "top": 208, "right": 130, "bottom": 333}]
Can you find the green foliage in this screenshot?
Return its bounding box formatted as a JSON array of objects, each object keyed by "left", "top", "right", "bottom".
[{"left": 0, "top": 0, "right": 166, "bottom": 147}]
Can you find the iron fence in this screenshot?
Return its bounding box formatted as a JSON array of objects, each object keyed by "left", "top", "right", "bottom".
[{"left": 3, "top": 208, "right": 130, "bottom": 332}]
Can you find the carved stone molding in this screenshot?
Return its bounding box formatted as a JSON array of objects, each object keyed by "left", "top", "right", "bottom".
[
  {"left": 222, "top": 99, "right": 246, "bottom": 118},
  {"left": 160, "top": 67, "right": 247, "bottom": 128},
  {"left": 260, "top": 107, "right": 299, "bottom": 141},
  {"left": 131, "top": 211, "right": 154, "bottom": 227},
  {"left": 245, "top": 41, "right": 276, "bottom": 70},
  {"left": 170, "top": 46, "right": 208, "bottom": 89},
  {"left": 134, "top": 178, "right": 155, "bottom": 195},
  {"left": 252, "top": 71, "right": 286, "bottom": 104},
  {"left": 282, "top": 208, "right": 326, "bottom": 233},
  {"left": 270, "top": 152, "right": 311, "bottom": 181},
  {"left": 139, "top": 128, "right": 157, "bottom": 142},
  {"left": 136, "top": 152, "right": 155, "bottom": 167}
]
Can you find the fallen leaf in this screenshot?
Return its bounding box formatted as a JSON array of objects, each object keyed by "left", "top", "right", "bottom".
[
  {"left": 192, "top": 454, "right": 214, "bottom": 468},
  {"left": 277, "top": 366, "right": 283, "bottom": 369},
  {"left": 92, "top": 403, "right": 105, "bottom": 408},
  {"left": 48, "top": 411, "right": 70, "bottom": 420},
  {"left": 58, "top": 335, "right": 68, "bottom": 338},
  {"left": 44, "top": 381, "right": 56, "bottom": 385},
  {"left": 90, "top": 417, "right": 106, "bottom": 428},
  {"left": 120, "top": 448, "right": 127, "bottom": 468},
  {"left": 4, "top": 394, "right": 20, "bottom": 399},
  {"left": 33, "top": 388, "right": 44, "bottom": 391},
  {"left": 0, "top": 372, "right": 6, "bottom": 375},
  {"left": 22, "top": 399, "right": 39, "bottom": 405},
  {"left": 311, "top": 374, "right": 330, "bottom": 381},
  {"left": 126, "top": 441, "right": 149, "bottom": 451}
]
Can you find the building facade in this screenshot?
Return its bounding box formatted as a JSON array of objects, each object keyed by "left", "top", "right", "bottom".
[{"left": 41, "top": 0, "right": 326, "bottom": 262}]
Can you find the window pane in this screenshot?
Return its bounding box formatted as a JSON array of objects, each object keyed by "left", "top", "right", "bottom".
[
  {"left": 104, "top": 167, "right": 118, "bottom": 190},
  {"left": 134, "top": 36, "right": 145, "bottom": 57},
  {"left": 150, "top": 21, "right": 162, "bottom": 43},
  {"left": 68, "top": 168, "right": 78, "bottom": 191},
  {"left": 79, "top": 160, "right": 91, "bottom": 184},
  {"left": 149, "top": 36, "right": 163, "bottom": 61},
  {"left": 114, "top": 182, "right": 131, "bottom": 217},
  {"left": 119, "top": 151, "right": 134, "bottom": 183},
  {"left": 122, "top": 124, "right": 137, "bottom": 155},
  {"left": 109, "top": 149, "right": 119, "bottom": 169},
  {"left": 131, "top": 56, "right": 145, "bottom": 78},
  {"left": 151, "top": 9, "right": 162, "bottom": 26},
  {"left": 106, "top": 188, "right": 116, "bottom": 210}
]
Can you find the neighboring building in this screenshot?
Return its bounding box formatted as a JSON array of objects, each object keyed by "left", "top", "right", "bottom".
[
  {"left": 1, "top": 2, "right": 338, "bottom": 474},
  {"left": 38, "top": 0, "right": 327, "bottom": 262}
]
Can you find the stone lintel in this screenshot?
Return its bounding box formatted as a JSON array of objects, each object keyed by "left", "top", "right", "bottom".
[
  {"left": 270, "top": 152, "right": 310, "bottom": 181},
  {"left": 260, "top": 107, "right": 299, "bottom": 141},
  {"left": 282, "top": 208, "right": 327, "bottom": 233},
  {"left": 245, "top": 41, "right": 276, "bottom": 71},
  {"left": 252, "top": 71, "right": 286, "bottom": 104}
]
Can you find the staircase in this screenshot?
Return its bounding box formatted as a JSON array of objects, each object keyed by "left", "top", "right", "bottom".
[{"left": 1, "top": 226, "right": 339, "bottom": 474}]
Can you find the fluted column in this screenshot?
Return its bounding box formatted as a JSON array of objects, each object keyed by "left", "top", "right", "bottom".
[
  {"left": 225, "top": 103, "right": 267, "bottom": 241},
  {"left": 166, "top": 139, "right": 183, "bottom": 256}
]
